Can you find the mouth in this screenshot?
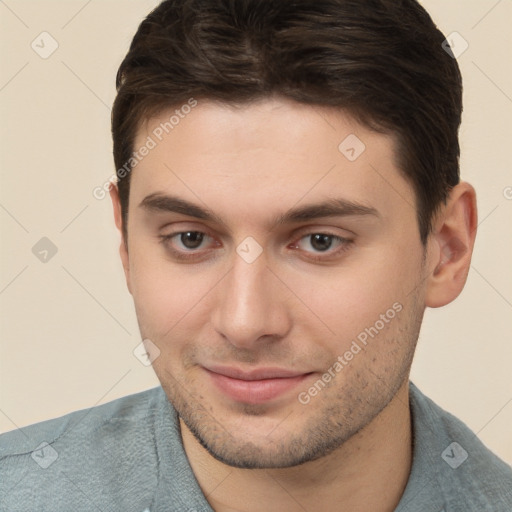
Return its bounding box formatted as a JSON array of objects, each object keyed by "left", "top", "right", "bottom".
[{"left": 203, "top": 365, "right": 314, "bottom": 404}]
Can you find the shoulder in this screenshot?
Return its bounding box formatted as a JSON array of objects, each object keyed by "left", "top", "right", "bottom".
[
  {"left": 0, "top": 386, "right": 168, "bottom": 510},
  {"left": 407, "top": 382, "right": 512, "bottom": 512},
  {"left": 0, "top": 386, "right": 164, "bottom": 457}
]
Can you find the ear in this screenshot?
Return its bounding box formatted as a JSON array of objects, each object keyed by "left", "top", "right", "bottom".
[
  {"left": 109, "top": 183, "right": 132, "bottom": 294},
  {"left": 425, "top": 181, "right": 477, "bottom": 308}
]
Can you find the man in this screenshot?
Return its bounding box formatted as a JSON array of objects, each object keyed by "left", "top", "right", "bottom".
[{"left": 1, "top": 0, "right": 511, "bottom": 510}]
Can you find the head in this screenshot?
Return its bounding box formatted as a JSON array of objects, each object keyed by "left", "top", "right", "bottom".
[{"left": 110, "top": 0, "right": 477, "bottom": 468}]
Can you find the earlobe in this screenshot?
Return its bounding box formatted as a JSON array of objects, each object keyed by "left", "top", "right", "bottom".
[
  {"left": 425, "top": 182, "right": 477, "bottom": 308},
  {"left": 109, "top": 184, "right": 132, "bottom": 294}
]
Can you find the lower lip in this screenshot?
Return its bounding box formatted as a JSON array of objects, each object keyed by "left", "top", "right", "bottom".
[{"left": 206, "top": 370, "right": 312, "bottom": 404}]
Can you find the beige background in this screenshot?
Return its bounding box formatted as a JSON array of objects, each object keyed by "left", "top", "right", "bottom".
[{"left": 1, "top": 0, "right": 511, "bottom": 465}]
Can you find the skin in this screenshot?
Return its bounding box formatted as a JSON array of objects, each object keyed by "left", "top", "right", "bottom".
[{"left": 110, "top": 96, "right": 477, "bottom": 511}]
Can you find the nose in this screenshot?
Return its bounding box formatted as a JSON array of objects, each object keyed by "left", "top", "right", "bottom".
[{"left": 211, "top": 249, "right": 292, "bottom": 350}]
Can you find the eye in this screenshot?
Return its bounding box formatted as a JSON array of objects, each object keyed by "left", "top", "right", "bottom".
[
  {"left": 174, "top": 231, "right": 207, "bottom": 250},
  {"left": 292, "top": 232, "right": 352, "bottom": 259},
  {"left": 301, "top": 234, "right": 337, "bottom": 252},
  {"left": 159, "top": 230, "right": 220, "bottom": 261}
]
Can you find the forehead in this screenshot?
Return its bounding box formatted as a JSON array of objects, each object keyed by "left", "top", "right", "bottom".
[{"left": 129, "top": 97, "right": 415, "bottom": 225}]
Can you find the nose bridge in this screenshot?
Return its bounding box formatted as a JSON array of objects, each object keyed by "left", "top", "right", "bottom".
[{"left": 212, "top": 249, "right": 289, "bottom": 347}]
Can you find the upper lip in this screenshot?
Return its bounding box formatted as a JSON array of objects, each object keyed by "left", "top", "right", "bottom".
[{"left": 205, "top": 365, "right": 310, "bottom": 381}]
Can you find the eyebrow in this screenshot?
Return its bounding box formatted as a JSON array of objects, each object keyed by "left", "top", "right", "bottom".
[{"left": 139, "top": 193, "right": 380, "bottom": 228}]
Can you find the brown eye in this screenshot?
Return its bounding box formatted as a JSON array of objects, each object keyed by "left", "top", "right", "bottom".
[
  {"left": 297, "top": 233, "right": 344, "bottom": 253},
  {"left": 159, "top": 230, "right": 219, "bottom": 261},
  {"left": 291, "top": 232, "right": 353, "bottom": 261},
  {"left": 309, "top": 234, "right": 333, "bottom": 251},
  {"left": 179, "top": 231, "right": 204, "bottom": 249}
]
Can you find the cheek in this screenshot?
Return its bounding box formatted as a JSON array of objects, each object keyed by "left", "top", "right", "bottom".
[
  {"left": 286, "top": 242, "right": 422, "bottom": 347},
  {"left": 128, "top": 244, "right": 223, "bottom": 341},
  {"left": 128, "top": 247, "right": 190, "bottom": 334}
]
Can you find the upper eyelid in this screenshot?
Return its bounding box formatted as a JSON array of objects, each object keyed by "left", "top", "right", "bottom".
[
  {"left": 160, "top": 225, "right": 216, "bottom": 241},
  {"left": 160, "top": 222, "right": 353, "bottom": 238},
  {"left": 293, "top": 228, "right": 351, "bottom": 239}
]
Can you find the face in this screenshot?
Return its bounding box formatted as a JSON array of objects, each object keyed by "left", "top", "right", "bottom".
[{"left": 116, "top": 97, "right": 429, "bottom": 469}]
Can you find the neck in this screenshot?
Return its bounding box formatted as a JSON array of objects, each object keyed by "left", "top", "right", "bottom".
[{"left": 181, "top": 380, "right": 412, "bottom": 512}]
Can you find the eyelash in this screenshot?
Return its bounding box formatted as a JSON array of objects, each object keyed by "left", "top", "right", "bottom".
[{"left": 159, "top": 230, "right": 353, "bottom": 263}]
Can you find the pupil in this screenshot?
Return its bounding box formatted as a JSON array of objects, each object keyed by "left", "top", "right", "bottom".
[
  {"left": 311, "top": 234, "right": 332, "bottom": 251},
  {"left": 181, "top": 232, "right": 204, "bottom": 249}
]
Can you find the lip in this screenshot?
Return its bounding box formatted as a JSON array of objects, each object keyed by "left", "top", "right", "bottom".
[{"left": 204, "top": 366, "right": 313, "bottom": 404}]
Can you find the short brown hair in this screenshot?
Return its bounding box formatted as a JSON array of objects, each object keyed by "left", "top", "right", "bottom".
[{"left": 112, "top": 0, "right": 462, "bottom": 244}]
